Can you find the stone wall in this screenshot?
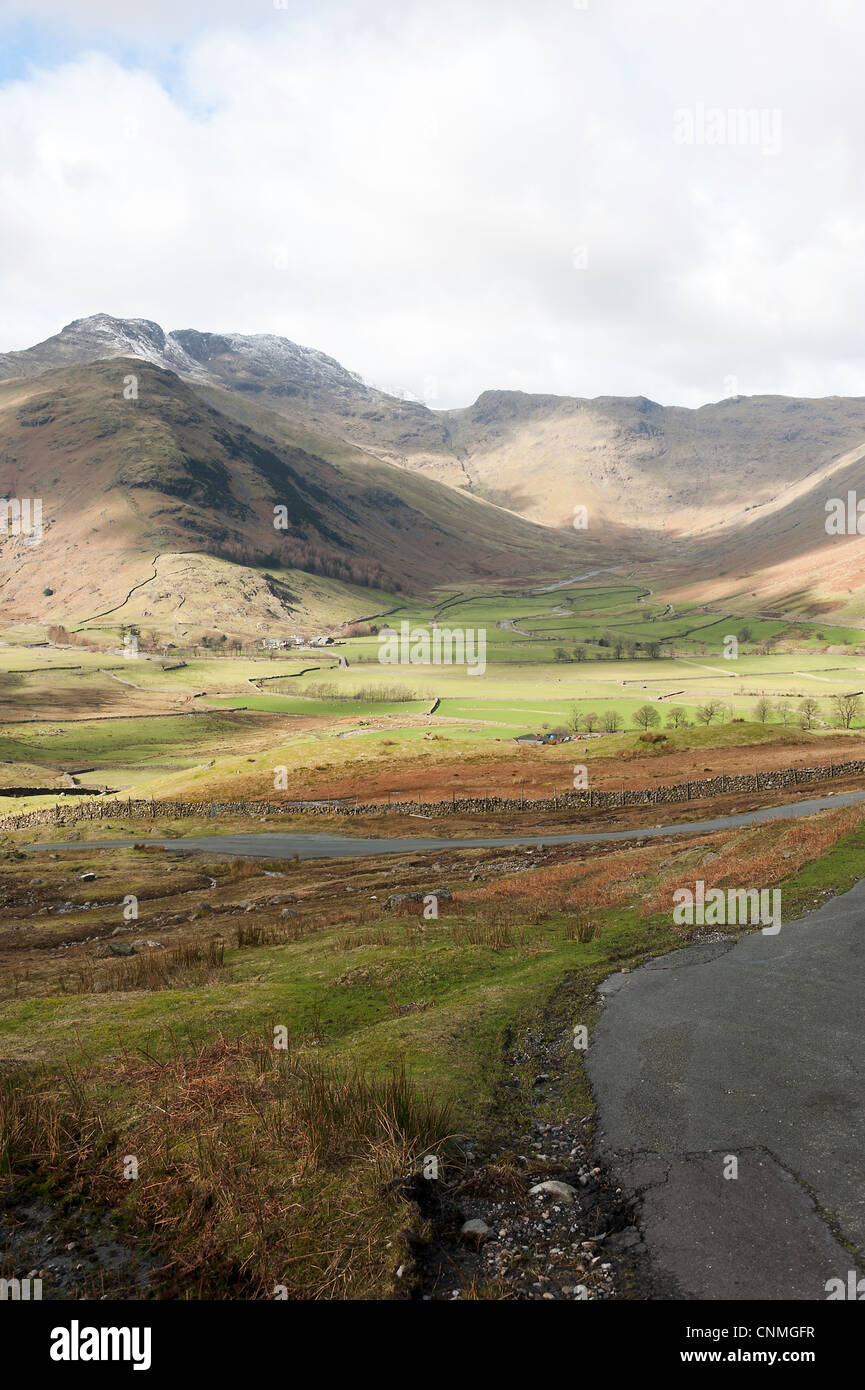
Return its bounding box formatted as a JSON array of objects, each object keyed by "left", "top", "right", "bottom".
[{"left": 2, "top": 759, "right": 864, "bottom": 832}]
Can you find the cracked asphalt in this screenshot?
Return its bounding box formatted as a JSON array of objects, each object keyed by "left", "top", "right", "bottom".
[{"left": 586, "top": 878, "right": 865, "bottom": 1300}]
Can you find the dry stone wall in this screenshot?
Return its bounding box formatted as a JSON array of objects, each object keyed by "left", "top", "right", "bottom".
[{"left": 2, "top": 760, "right": 864, "bottom": 832}]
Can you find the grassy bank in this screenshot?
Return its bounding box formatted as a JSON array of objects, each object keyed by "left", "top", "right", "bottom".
[{"left": 2, "top": 799, "right": 865, "bottom": 1297}]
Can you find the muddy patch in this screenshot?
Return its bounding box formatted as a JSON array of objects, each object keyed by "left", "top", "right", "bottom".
[{"left": 0, "top": 1197, "right": 159, "bottom": 1300}]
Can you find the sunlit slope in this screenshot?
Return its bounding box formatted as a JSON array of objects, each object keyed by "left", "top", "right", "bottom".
[
  {"left": 0, "top": 360, "right": 623, "bottom": 625},
  {"left": 418, "top": 391, "right": 865, "bottom": 532}
]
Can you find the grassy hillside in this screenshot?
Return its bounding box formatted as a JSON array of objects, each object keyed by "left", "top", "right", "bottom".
[
  {"left": 0, "top": 361, "right": 620, "bottom": 629},
  {"left": 2, "top": 801, "right": 865, "bottom": 1296}
]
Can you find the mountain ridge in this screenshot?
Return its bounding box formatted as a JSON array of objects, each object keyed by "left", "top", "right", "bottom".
[
  {"left": 0, "top": 356, "right": 620, "bottom": 626},
  {"left": 3, "top": 317, "right": 865, "bottom": 626},
  {"left": 5, "top": 317, "right": 865, "bottom": 541}
]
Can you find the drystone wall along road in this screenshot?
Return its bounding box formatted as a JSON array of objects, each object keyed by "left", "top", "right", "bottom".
[{"left": 2, "top": 760, "right": 864, "bottom": 832}]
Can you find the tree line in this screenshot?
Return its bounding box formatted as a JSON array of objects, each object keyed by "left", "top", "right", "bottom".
[{"left": 558, "top": 693, "right": 863, "bottom": 736}]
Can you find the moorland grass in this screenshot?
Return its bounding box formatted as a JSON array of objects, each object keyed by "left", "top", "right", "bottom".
[{"left": 2, "top": 803, "right": 865, "bottom": 1295}]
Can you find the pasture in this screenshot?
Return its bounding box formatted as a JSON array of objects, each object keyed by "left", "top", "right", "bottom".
[{"left": 2, "top": 572, "right": 865, "bottom": 813}]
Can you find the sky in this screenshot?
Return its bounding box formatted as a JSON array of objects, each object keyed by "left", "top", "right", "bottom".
[{"left": 1, "top": 0, "right": 864, "bottom": 408}]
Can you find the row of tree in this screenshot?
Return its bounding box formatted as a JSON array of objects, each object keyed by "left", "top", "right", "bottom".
[
  {"left": 555, "top": 637, "right": 664, "bottom": 662},
  {"left": 752, "top": 693, "right": 862, "bottom": 729},
  {"left": 564, "top": 693, "right": 863, "bottom": 736}
]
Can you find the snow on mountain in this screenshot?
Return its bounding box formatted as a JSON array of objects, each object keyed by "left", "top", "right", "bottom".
[{"left": 0, "top": 314, "right": 372, "bottom": 400}]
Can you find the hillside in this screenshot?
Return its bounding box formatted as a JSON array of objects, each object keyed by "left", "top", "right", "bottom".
[
  {"left": 5, "top": 316, "right": 865, "bottom": 622},
  {"left": 0, "top": 358, "right": 620, "bottom": 628},
  {"left": 0, "top": 314, "right": 452, "bottom": 465},
  {"left": 5, "top": 317, "right": 865, "bottom": 538},
  {"left": 433, "top": 391, "right": 865, "bottom": 533}
]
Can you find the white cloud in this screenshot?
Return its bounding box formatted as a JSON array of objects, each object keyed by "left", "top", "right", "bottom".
[{"left": 2, "top": 0, "right": 865, "bottom": 407}]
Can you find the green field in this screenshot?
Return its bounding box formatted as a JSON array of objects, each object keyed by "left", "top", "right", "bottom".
[
  {"left": 2, "top": 573, "right": 865, "bottom": 813},
  {"left": 4, "top": 567, "right": 865, "bottom": 1302}
]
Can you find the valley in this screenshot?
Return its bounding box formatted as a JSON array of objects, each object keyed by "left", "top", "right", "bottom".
[
  {"left": 6, "top": 0, "right": 865, "bottom": 1351},
  {"left": 2, "top": 317, "right": 865, "bottom": 1307}
]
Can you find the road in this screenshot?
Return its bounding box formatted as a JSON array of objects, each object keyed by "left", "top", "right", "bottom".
[
  {"left": 586, "top": 879, "right": 865, "bottom": 1299},
  {"left": 23, "top": 786, "right": 865, "bottom": 1300},
  {"left": 23, "top": 789, "right": 865, "bottom": 860}
]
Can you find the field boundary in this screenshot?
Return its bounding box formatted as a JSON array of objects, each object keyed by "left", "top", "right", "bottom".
[{"left": 2, "top": 758, "right": 864, "bottom": 829}]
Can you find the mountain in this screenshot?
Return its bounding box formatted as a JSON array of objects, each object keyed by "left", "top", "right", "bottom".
[
  {"left": 0, "top": 314, "right": 451, "bottom": 465},
  {"left": 0, "top": 316, "right": 206, "bottom": 384},
  {"left": 0, "top": 314, "right": 362, "bottom": 395},
  {"left": 5, "top": 317, "right": 865, "bottom": 541},
  {"left": 4, "top": 315, "right": 865, "bottom": 624},
  {"left": 430, "top": 390, "right": 865, "bottom": 535},
  {"left": 0, "top": 358, "right": 619, "bottom": 628},
  {"left": 660, "top": 434, "right": 865, "bottom": 623}
]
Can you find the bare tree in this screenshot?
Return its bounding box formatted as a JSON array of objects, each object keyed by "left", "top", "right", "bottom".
[
  {"left": 696, "top": 701, "right": 722, "bottom": 726},
  {"left": 666, "top": 705, "right": 689, "bottom": 728},
  {"left": 831, "top": 692, "right": 863, "bottom": 729},
  {"left": 798, "top": 696, "right": 819, "bottom": 730},
  {"left": 753, "top": 696, "right": 773, "bottom": 724},
  {"left": 602, "top": 709, "right": 623, "bottom": 734}
]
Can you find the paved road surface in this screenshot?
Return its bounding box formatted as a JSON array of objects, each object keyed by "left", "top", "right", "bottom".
[
  {"left": 23, "top": 789, "right": 865, "bottom": 860},
  {"left": 586, "top": 879, "right": 865, "bottom": 1299},
  {"left": 23, "top": 787, "right": 865, "bottom": 1299}
]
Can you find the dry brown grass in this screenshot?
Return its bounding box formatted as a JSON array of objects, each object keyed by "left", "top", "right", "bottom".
[
  {"left": 332, "top": 927, "right": 393, "bottom": 953},
  {"left": 0, "top": 1036, "right": 455, "bottom": 1299},
  {"left": 204, "top": 857, "right": 298, "bottom": 883},
  {"left": 455, "top": 841, "right": 678, "bottom": 919},
  {"left": 642, "top": 803, "right": 865, "bottom": 918},
  {"left": 235, "top": 920, "right": 310, "bottom": 947},
  {"left": 562, "top": 911, "right": 599, "bottom": 943},
  {"left": 451, "top": 909, "right": 525, "bottom": 950},
  {"left": 450, "top": 803, "right": 865, "bottom": 931},
  {"left": 72, "top": 937, "right": 225, "bottom": 993}
]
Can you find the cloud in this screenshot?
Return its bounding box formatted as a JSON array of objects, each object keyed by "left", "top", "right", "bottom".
[
  {"left": 0, "top": 0, "right": 260, "bottom": 37},
  {"left": 2, "top": 0, "right": 865, "bottom": 407}
]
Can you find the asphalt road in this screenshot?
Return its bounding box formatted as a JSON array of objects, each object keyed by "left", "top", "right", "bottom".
[
  {"left": 23, "top": 788, "right": 865, "bottom": 860},
  {"left": 586, "top": 879, "right": 865, "bottom": 1299},
  {"left": 22, "top": 788, "right": 865, "bottom": 1300}
]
